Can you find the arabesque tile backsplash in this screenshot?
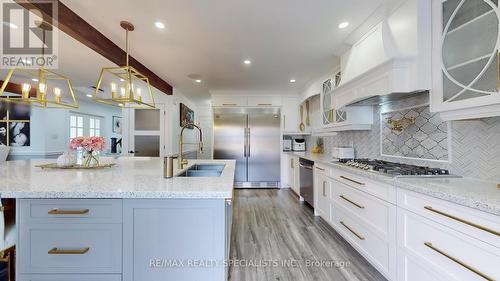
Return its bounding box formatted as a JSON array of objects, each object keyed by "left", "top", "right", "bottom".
[{"left": 306, "top": 95, "right": 500, "bottom": 181}]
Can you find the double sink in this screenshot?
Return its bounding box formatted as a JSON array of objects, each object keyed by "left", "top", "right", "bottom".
[{"left": 176, "top": 163, "right": 226, "bottom": 177}]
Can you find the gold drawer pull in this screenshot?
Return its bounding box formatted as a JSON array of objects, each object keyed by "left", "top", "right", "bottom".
[
  {"left": 340, "top": 195, "right": 365, "bottom": 209},
  {"left": 257, "top": 103, "right": 272, "bottom": 106},
  {"left": 222, "top": 103, "right": 237, "bottom": 106},
  {"left": 424, "top": 242, "right": 493, "bottom": 281},
  {"left": 340, "top": 221, "right": 365, "bottom": 240},
  {"left": 340, "top": 176, "right": 365, "bottom": 186},
  {"left": 48, "top": 247, "right": 90, "bottom": 255},
  {"left": 315, "top": 166, "right": 325, "bottom": 171},
  {"left": 322, "top": 181, "right": 327, "bottom": 197},
  {"left": 48, "top": 208, "right": 90, "bottom": 215},
  {"left": 424, "top": 206, "right": 500, "bottom": 236}
]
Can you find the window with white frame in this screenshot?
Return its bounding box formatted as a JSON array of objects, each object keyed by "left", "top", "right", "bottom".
[
  {"left": 69, "top": 113, "right": 104, "bottom": 139},
  {"left": 89, "top": 117, "right": 101, "bottom": 137},
  {"left": 70, "top": 115, "right": 84, "bottom": 138}
]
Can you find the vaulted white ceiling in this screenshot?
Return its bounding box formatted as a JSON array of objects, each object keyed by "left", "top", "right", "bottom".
[{"left": 56, "top": 0, "right": 401, "bottom": 103}]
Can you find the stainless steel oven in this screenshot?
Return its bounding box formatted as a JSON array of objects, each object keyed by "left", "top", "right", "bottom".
[{"left": 299, "top": 158, "right": 314, "bottom": 207}]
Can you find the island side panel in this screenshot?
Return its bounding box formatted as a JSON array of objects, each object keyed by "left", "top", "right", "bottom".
[{"left": 123, "top": 199, "right": 227, "bottom": 281}]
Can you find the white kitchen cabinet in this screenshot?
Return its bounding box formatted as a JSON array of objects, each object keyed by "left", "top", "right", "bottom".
[
  {"left": 17, "top": 199, "right": 123, "bottom": 276},
  {"left": 319, "top": 78, "right": 373, "bottom": 132},
  {"left": 211, "top": 95, "right": 248, "bottom": 107},
  {"left": 123, "top": 199, "right": 227, "bottom": 281},
  {"left": 431, "top": 0, "right": 500, "bottom": 120},
  {"left": 281, "top": 153, "right": 291, "bottom": 188},
  {"left": 331, "top": 168, "right": 397, "bottom": 204},
  {"left": 281, "top": 96, "right": 300, "bottom": 133},
  {"left": 397, "top": 208, "right": 500, "bottom": 281},
  {"left": 292, "top": 156, "right": 300, "bottom": 196},
  {"left": 247, "top": 96, "right": 282, "bottom": 107},
  {"left": 313, "top": 165, "right": 331, "bottom": 220},
  {"left": 331, "top": 203, "right": 396, "bottom": 280}
]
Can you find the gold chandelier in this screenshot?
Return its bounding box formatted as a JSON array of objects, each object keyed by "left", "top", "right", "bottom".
[
  {"left": 0, "top": 21, "right": 78, "bottom": 109},
  {"left": 93, "top": 21, "right": 155, "bottom": 108}
]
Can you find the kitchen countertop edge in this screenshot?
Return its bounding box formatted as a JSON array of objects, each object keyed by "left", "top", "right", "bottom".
[{"left": 285, "top": 152, "right": 500, "bottom": 216}]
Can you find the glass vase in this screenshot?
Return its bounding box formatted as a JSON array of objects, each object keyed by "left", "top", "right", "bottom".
[{"left": 82, "top": 150, "right": 100, "bottom": 167}]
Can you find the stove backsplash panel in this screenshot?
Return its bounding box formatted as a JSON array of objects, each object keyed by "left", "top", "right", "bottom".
[
  {"left": 306, "top": 95, "right": 500, "bottom": 181},
  {"left": 381, "top": 105, "right": 449, "bottom": 161}
]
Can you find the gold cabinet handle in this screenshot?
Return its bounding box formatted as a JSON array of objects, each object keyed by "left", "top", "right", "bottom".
[
  {"left": 424, "top": 242, "right": 493, "bottom": 281},
  {"left": 339, "top": 176, "right": 365, "bottom": 186},
  {"left": 283, "top": 115, "right": 286, "bottom": 129},
  {"left": 48, "top": 208, "right": 90, "bottom": 215},
  {"left": 340, "top": 221, "right": 365, "bottom": 240},
  {"left": 424, "top": 206, "right": 500, "bottom": 236},
  {"left": 48, "top": 247, "right": 90, "bottom": 255},
  {"left": 340, "top": 195, "right": 365, "bottom": 209},
  {"left": 222, "top": 103, "right": 237, "bottom": 106},
  {"left": 257, "top": 103, "right": 272, "bottom": 106},
  {"left": 315, "top": 166, "right": 325, "bottom": 171},
  {"left": 322, "top": 181, "right": 327, "bottom": 197}
]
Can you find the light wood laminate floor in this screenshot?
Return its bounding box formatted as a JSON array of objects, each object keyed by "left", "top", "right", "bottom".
[{"left": 228, "top": 189, "right": 386, "bottom": 281}]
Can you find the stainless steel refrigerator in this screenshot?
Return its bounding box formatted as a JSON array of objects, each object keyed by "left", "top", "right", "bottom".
[{"left": 213, "top": 107, "right": 281, "bottom": 188}]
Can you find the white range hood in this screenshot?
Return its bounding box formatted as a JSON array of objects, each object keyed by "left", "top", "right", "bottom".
[{"left": 332, "top": 0, "right": 432, "bottom": 109}]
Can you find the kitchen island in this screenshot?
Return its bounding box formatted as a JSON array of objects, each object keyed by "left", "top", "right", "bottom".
[{"left": 0, "top": 157, "right": 235, "bottom": 281}]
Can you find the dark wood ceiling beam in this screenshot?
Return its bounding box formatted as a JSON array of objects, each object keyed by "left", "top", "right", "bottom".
[
  {"left": 0, "top": 80, "right": 37, "bottom": 97},
  {"left": 14, "top": 0, "right": 173, "bottom": 95}
]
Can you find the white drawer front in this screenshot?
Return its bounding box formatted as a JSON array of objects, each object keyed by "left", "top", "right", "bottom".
[
  {"left": 18, "top": 275, "right": 122, "bottom": 281},
  {"left": 332, "top": 179, "right": 396, "bottom": 240},
  {"left": 19, "top": 224, "right": 122, "bottom": 274},
  {"left": 397, "top": 209, "right": 500, "bottom": 280},
  {"left": 397, "top": 189, "right": 500, "bottom": 248},
  {"left": 331, "top": 203, "right": 396, "bottom": 279},
  {"left": 314, "top": 164, "right": 331, "bottom": 177},
  {"left": 330, "top": 168, "right": 396, "bottom": 203},
  {"left": 397, "top": 251, "right": 455, "bottom": 281},
  {"left": 20, "top": 199, "right": 122, "bottom": 224}
]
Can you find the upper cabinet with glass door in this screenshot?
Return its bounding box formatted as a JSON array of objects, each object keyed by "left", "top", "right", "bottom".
[
  {"left": 319, "top": 73, "right": 373, "bottom": 132},
  {"left": 431, "top": 0, "right": 500, "bottom": 120}
]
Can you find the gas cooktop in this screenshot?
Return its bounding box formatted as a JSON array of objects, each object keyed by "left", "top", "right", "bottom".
[{"left": 339, "top": 159, "right": 451, "bottom": 176}]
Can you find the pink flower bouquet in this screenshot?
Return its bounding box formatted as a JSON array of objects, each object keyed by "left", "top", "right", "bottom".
[
  {"left": 70, "top": 136, "right": 106, "bottom": 152},
  {"left": 70, "top": 137, "right": 106, "bottom": 167}
]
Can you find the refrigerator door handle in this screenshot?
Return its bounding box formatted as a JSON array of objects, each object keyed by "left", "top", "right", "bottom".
[
  {"left": 244, "top": 128, "right": 247, "bottom": 157},
  {"left": 247, "top": 128, "right": 251, "bottom": 157}
]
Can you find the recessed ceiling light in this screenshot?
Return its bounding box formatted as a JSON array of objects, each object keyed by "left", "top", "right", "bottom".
[
  {"left": 338, "top": 22, "right": 349, "bottom": 29},
  {"left": 31, "top": 78, "right": 38, "bottom": 82},
  {"left": 155, "top": 21, "right": 165, "bottom": 29},
  {"left": 119, "top": 78, "right": 125, "bottom": 82},
  {"left": 290, "top": 79, "right": 296, "bottom": 83},
  {"left": 243, "top": 60, "right": 251, "bottom": 65},
  {"left": 86, "top": 94, "right": 93, "bottom": 98},
  {"left": 2, "top": 22, "right": 17, "bottom": 29},
  {"left": 195, "top": 79, "right": 202, "bottom": 83}
]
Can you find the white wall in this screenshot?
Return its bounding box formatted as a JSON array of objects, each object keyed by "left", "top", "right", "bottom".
[
  {"left": 9, "top": 98, "right": 122, "bottom": 160},
  {"left": 170, "top": 88, "right": 199, "bottom": 155}
]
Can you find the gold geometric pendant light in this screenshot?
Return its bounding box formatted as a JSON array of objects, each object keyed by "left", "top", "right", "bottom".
[
  {"left": 93, "top": 21, "right": 155, "bottom": 108},
  {"left": 0, "top": 21, "right": 78, "bottom": 109}
]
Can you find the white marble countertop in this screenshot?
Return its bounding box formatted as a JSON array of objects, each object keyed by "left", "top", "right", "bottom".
[
  {"left": 395, "top": 177, "right": 500, "bottom": 216},
  {"left": 286, "top": 151, "right": 500, "bottom": 216},
  {"left": 285, "top": 151, "right": 396, "bottom": 185},
  {"left": 0, "top": 158, "right": 235, "bottom": 199}
]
